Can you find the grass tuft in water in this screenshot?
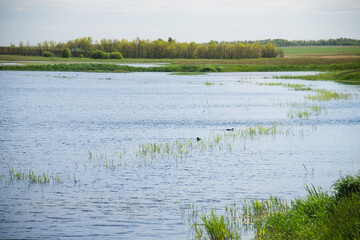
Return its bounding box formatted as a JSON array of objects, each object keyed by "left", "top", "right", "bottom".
[
  {"left": 184, "top": 173, "right": 360, "bottom": 240},
  {"left": 7, "top": 166, "right": 78, "bottom": 185},
  {"left": 168, "top": 72, "right": 208, "bottom": 75},
  {"left": 306, "top": 89, "right": 351, "bottom": 101},
  {"left": 287, "top": 105, "right": 325, "bottom": 119}
]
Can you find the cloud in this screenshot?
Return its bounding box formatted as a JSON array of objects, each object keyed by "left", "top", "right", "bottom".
[{"left": 15, "top": 7, "right": 24, "bottom": 11}]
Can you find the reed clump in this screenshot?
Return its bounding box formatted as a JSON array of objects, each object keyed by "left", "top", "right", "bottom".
[
  {"left": 8, "top": 166, "right": 58, "bottom": 184},
  {"left": 6, "top": 166, "right": 80, "bottom": 185},
  {"left": 287, "top": 105, "right": 325, "bottom": 119},
  {"left": 185, "top": 173, "right": 360, "bottom": 240},
  {"left": 306, "top": 89, "right": 351, "bottom": 101}
]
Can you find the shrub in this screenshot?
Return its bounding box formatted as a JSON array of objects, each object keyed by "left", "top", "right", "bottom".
[
  {"left": 79, "top": 54, "right": 84, "bottom": 58},
  {"left": 42, "top": 51, "right": 55, "bottom": 57},
  {"left": 91, "top": 50, "right": 110, "bottom": 59},
  {"left": 110, "top": 51, "right": 124, "bottom": 59},
  {"left": 277, "top": 48, "right": 285, "bottom": 58},
  {"left": 62, "top": 48, "right": 72, "bottom": 58}
]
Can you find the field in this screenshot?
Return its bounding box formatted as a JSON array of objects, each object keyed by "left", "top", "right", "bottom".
[{"left": 282, "top": 46, "right": 360, "bottom": 57}]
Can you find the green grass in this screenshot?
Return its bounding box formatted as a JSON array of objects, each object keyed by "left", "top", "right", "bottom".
[
  {"left": 1, "top": 62, "right": 360, "bottom": 73},
  {"left": 168, "top": 72, "right": 208, "bottom": 75},
  {"left": 306, "top": 89, "right": 351, "bottom": 101},
  {"left": 204, "top": 81, "right": 214, "bottom": 86},
  {"left": 287, "top": 105, "right": 325, "bottom": 119},
  {"left": 8, "top": 166, "right": 61, "bottom": 184},
  {"left": 186, "top": 173, "right": 360, "bottom": 240},
  {"left": 250, "top": 174, "right": 360, "bottom": 240},
  {"left": 274, "top": 70, "right": 360, "bottom": 85},
  {"left": 283, "top": 46, "right": 360, "bottom": 56}
]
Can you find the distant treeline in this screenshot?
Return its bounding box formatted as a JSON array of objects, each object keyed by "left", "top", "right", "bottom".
[
  {"left": 241, "top": 38, "right": 360, "bottom": 47},
  {"left": 0, "top": 37, "right": 282, "bottom": 59}
]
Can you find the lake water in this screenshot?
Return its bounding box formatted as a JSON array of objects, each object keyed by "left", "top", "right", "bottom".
[{"left": 0, "top": 71, "right": 359, "bottom": 239}]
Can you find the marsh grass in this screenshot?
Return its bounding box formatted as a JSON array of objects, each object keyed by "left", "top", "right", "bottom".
[
  {"left": 306, "top": 89, "right": 351, "bottom": 101},
  {"left": 205, "top": 81, "right": 214, "bottom": 86},
  {"left": 287, "top": 105, "right": 326, "bottom": 119},
  {"left": 8, "top": 166, "right": 56, "bottom": 184},
  {"left": 6, "top": 166, "right": 80, "bottom": 185},
  {"left": 273, "top": 69, "right": 360, "bottom": 85},
  {"left": 257, "top": 82, "right": 312, "bottom": 91},
  {"left": 1, "top": 62, "right": 360, "bottom": 73},
  {"left": 86, "top": 123, "right": 309, "bottom": 169},
  {"left": 183, "top": 173, "right": 360, "bottom": 240},
  {"left": 169, "top": 72, "right": 207, "bottom": 75}
]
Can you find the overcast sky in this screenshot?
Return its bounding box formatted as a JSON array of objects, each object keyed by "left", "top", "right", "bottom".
[{"left": 0, "top": 0, "right": 359, "bottom": 46}]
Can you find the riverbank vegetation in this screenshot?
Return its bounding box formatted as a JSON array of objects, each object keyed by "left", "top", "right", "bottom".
[
  {"left": 183, "top": 173, "right": 360, "bottom": 240},
  {"left": 273, "top": 70, "right": 360, "bottom": 85},
  {"left": 0, "top": 36, "right": 281, "bottom": 59},
  {"left": 1, "top": 62, "right": 359, "bottom": 73}
]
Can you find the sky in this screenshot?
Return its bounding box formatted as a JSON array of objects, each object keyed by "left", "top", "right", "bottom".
[{"left": 0, "top": 0, "right": 359, "bottom": 46}]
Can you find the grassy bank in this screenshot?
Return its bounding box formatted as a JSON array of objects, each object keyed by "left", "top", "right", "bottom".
[
  {"left": 274, "top": 69, "right": 360, "bottom": 85},
  {"left": 188, "top": 173, "right": 360, "bottom": 240},
  {"left": 1, "top": 62, "right": 360, "bottom": 73}
]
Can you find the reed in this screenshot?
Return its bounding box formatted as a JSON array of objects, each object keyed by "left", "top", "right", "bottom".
[
  {"left": 7, "top": 166, "right": 78, "bottom": 185},
  {"left": 182, "top": 173, "right": 360, "bottom": 240},
  {"left": 306, "top": 89, "right": 351, "bottom": 101}
]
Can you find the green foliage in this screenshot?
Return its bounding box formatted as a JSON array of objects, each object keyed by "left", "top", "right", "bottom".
[
  {"left": 333, "top": 174, "right": 360, "bottom": 200},
  {"left": 110, "top": 51, "right": 124, "bottom": 59},
  {"left": 42, "top": 51, "right": 55, "bottom": 57},
  {"left": 276, "top": 48, "right": 285, "bottom": 58},
  {"left": 201, "top": 210, "right": 236, "bottom": 240},
  {"left": 1, "top": 62, "right": 360, "bottom": 74},
  {"left": 261, "top": 43, "right": 278, "bottom": 58},
  {"left": 186, "top": 173, "right": 360, "bottom": 240},
  {"left": 91, "top": 50, "right": 110, "bottom": 59},
  {"left": 306, "top": 89, "right": 351, "bottom": 101},
  {"left": 0, "top": 37, "right": 283, "bottom": 59},
  {"left": 62, "top": 48, "right": 72, "bottom": 58},
  {"left": 274, "top": 70, "right": 360, "bottom": 85},
  {"left": 249, "top": 173, "right": 360, "bottom": 240},
  {"left": 79, "top": 54, "right": 84, "bottom": 58}
]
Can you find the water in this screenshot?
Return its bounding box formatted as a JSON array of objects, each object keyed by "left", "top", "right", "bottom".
[{"left": 0, "top": 71, "right": 359, "bottom": 239}]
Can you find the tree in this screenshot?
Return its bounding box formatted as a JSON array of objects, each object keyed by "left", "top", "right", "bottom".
[{"left": 62, "top": 48, "right": 72, "bottom": 58}]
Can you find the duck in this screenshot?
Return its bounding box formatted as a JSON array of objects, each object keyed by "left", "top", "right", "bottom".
[
  {"left": 197, "top": 137, "right": 201, "bottom": 141},
  {"left": 226, "top": 128, "right": 234, "bottom": 131}
]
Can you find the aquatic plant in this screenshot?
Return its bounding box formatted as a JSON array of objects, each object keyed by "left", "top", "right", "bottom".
[
  {"left": 86, "top": 122, "right": 313, "bottom": 169},
  {"left": 182, "top": 173, "right": 360, "bottom": 240},
  {"left": 287, "top": 105, "right": 325, "bottom": 119},
  {"left": 205, "top": 81, "right": 214, "bottom": 86},
  {"left": 168, "top": 72, "right": 207, "bottom": 75},
  {"left": 306, "top": 89, "right": 351, "bottom": 101},
  {"left": 7, "top": 166, "right": 78, "bottom": 185},
  {"left": 256, "top": 82, "right": 312, "bottom": 91}
]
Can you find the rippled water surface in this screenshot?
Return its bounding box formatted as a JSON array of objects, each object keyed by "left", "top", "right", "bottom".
[{"left": 0, "top": 71, "right": 359, "bottom": 239}]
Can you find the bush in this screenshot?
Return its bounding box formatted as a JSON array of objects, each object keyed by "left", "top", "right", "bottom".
[
  {"left": 110, "top": 51, "right": 124, "bottom": 59},
  {"left": 42, "top": 51, "right": 55, "bottom": 57},
  {"left": 79, "top": 54, "right": 84, "bottom": 58},
  {"left": 277, "top": 48, "right": 285, "bottom": 58},
  {"left": 91, "top": 50, "right": 110, "bottom": 59},
  {"left": 62, "top": 48, "right": 72, "bottom": 58}
]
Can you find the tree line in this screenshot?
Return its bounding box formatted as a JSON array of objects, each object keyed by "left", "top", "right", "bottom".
[
  {"left": 239, "top": 38, "right": 360, "bottom": 47},
  {"left": 0, "top": 37, "right": 282, "bottom": 59}
]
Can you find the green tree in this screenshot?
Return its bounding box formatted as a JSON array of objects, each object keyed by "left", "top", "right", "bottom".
[{"left": 62, "top": 48, "right": 72, "bottom": 58}]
